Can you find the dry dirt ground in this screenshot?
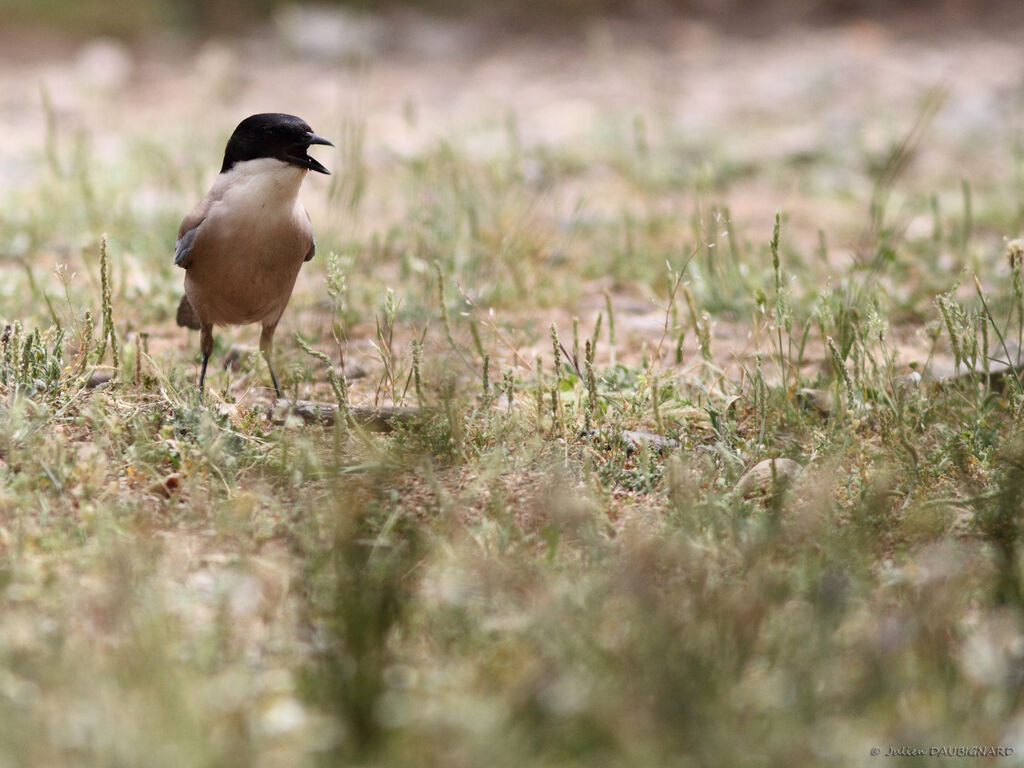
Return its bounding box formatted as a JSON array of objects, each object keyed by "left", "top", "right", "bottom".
[{"left": 1, "top": 13, "right": 1023, "bottom": 400}]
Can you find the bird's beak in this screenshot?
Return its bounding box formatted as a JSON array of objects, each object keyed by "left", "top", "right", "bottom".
[
  {"left": 290, "top": 131, "right": 334, "bottom": 175},
  {"left": 304, "top": 132, "right": 333, "bottom": 175},
  {"left": 306, "top": 132, "right": 333, "bottom": 147}
]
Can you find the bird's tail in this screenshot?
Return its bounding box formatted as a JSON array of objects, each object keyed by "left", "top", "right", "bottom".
[{"left": 175, "top": 294, "right": 201, "bottom": 330}]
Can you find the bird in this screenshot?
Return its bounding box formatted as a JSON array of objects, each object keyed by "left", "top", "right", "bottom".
[{"left": 173, "top": 112, "right": 333, "bottom": 398}]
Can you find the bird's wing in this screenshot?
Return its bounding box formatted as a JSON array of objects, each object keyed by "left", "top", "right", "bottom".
[
  {"left": 173, "top": 225, "right": 201, "bottom": 268},
  {"left": 173, "top": 199, "right": 212, "bottom": 269},
  {"left": 303, "top": 210, "right": 316, "bottom": 262}
]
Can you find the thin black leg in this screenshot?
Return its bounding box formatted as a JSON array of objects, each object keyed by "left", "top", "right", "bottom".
[
  {"left": 265, "top": 355, "right": 282, "bottom": 399},
  {"left": 198, "top": 323, "right": 215, "bottom": 396},
  {"left": 199, "top": 352, "right": 210, "bottom": 392},
  {"left": 260, "top": 323, "right": 282, "bottom": 399}
]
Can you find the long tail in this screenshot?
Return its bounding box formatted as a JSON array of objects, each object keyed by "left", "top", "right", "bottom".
[{"left": 175, "top": 295, "right": 201, "bottom": 330}]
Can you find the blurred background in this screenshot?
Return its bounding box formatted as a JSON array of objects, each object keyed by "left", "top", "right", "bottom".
[{"left": 3, "top": 0, "right": 1024, "bottom": 40}]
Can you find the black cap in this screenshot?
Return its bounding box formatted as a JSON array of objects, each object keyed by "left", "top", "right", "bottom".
[{"left": 220, "top": 113, "right": 333, "bottom": 175}]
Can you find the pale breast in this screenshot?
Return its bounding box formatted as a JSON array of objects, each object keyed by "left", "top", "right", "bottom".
[{"left": 183, "top": 160, "right": 314, "bottom": 327}]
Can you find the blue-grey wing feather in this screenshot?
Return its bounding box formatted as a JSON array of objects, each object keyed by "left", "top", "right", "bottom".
[
  {"left": 303, "top": 209, "right": 315, "bottom": 262},
  {"left": 174, "top": 225, "right": 200, "bottom": 268}
]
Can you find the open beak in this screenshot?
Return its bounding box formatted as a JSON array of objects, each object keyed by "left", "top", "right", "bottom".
[{"left": 290, "top": 131, "right": 334, "bottom": 174}]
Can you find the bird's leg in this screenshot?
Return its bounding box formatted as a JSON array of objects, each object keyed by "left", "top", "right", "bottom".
[
  {"left": 260, "top": 323, "right": 282, "bottom": 399},
  {"left": 199, "top": 323, "right": 214, "bottom": 394}
]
